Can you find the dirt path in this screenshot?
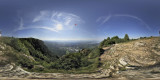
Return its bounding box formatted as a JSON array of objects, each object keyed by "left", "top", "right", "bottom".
[{"left": 0, "top": 77, "right": 128, "bottom": 80}]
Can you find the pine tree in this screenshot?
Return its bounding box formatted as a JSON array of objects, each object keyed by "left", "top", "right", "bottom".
[{"left": 124, "top": 34, "right": 129, "bottom": 41}]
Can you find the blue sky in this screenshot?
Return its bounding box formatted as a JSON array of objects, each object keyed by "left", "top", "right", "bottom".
[{"left": 0, "top": 0, "right": 160, "bottom": 41}]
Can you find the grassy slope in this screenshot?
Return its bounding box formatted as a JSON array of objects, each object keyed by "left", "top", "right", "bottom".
[{"left": 0, "top": 37, "right": 58, "bottom": 70}]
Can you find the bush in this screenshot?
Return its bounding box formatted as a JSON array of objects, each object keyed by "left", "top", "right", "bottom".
[
  {"left": 32, "top": 65, "right": 45, "bottom": 72},
  {"left": 17, "top": 55, "right": 34, "bottom": 69},
  {"left": 4, "top": 51, "right": 34, "bottom": 69},
  {"left": 99, "top": 34, "right": 130, "bottom": 47}
]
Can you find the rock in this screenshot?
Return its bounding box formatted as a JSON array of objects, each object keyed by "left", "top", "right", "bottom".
[
  {"left": 99, "top": 69, "right": 111, "bottom": 77},
  {"left": 118, "top": 64, "right": 123, "bottom": 67},
  {"left": 152, "top": 49, "right": 160, "bottom": 55},
  {"left": 0, "top": 51, "right": 3, "bottom": 55},
  {"left": 0, "top": 64, "right": 14, "bottom": 72},
  {"left": 119, "top": 58, "right": 127, "bottom": 66},
  {"left": 158, "top": 44, "right": 160, "bottom": 49},
  {"left": 110, "top": 65, "right": 115, "bottom": 69},
  {"left": 22, "top": 54, "right": 35, "bottom": 61},
  {"left": 0, "top": 45, "right": 5, "bottom": 50},
  {"left": 134, "top": 41, "right": 145, "bottom": 47},
  {"left": 126, "top": 66, "right": 136, "bottom": 70}
]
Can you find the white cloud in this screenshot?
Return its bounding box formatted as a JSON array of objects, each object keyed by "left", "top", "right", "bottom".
[
  {"left": 37, "top": 27, "right": 58, "bottom": 32},
  {"left": 14, "top": 17, "right": 24, "bottom": 32},
  {"left": 15, "top": 10, "right": 84, "bottom": 33},
  {"left": 15, "top": 18, "right": 58, "bottom": 32},
  {"left": 64, "top": 17, "right": 72, "bottom": 25},
  {"left": 15, "top": 26, "right": 59, "bottom": 32},
  {"left": 65, "top": 18, "right": 71, "bottom": 25},
  {"left": 50, "top": 11, "right": 84, "bottom": 30},
  {"left": 97, "top": 14, "right": 151, "bottom": 31},
  {"left": 96, "top": 17, "right": 102, "bottom": 22},
  {"left": 32, "top": 10, "right": 49, "bottom": 22},
  {"left": 102, "top": 15, "right": 111, "bottom": 24},
  {"left": 57, "top": 13, "right": 62, "bottom": 18},
  {"left": 19, "top": 18, "right": 24, "bottom": 30},
  {"left": 114, "top": 14, "right": 151, "bottom": 31},
  {"left": 96, "top": 14, "right": 112, "bottom": 25}
]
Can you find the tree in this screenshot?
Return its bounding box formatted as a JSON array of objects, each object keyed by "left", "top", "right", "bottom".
[
  {"left": 111, "top": 36, "right": 119, "bottom": 40},
  {"left": 111, "top": 36, "right": 119, "bottom": 43},
  {"left": 106, "top": 37, "right": 110, "bottom": 40},
  {"left": 124, "top": 34, "right": 129, "bottom": 41},
  {"left": 99, "top": 39, "right": 106, "bottom": 48}
]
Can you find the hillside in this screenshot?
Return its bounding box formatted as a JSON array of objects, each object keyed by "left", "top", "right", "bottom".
[
  {"left": 0, "top": 36, "right": 160, "bottom": 80},
  {"left": 100, "top": 37, "right": 160, "bottom": 79},
  {"left": 0, "top": 37, "right": 58, "bottom": 69},
  {"left": 101, "top": 37, "right": 160, "bottom": 67}
]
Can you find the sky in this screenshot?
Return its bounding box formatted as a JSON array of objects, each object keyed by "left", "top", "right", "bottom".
[{"left": 0, "top": 0, "right": 160, "bottom": 41}]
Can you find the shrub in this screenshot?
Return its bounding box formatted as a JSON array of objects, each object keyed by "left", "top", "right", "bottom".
[
  {"left": 17, "top": 55, "right": 34, "bottom": 69},
  {"left": 88, "top": 47, "right": 104, "bottom": 59},
  {"left": 99, "top": 34, "right": 130, "bottom": 47}
]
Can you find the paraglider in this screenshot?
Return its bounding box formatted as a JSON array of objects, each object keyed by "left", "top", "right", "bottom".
[{"left": 75, "top": 24, "right": 77, "bottom": 26}]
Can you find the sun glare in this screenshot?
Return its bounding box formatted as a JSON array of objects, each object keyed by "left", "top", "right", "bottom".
[{"left": 55, "top": 24, "right": 63, "bottom": 30}]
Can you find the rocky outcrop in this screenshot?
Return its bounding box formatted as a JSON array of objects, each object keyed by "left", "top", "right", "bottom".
[{"left": 101, "top": 37, "right": 160, "bottom": 70}]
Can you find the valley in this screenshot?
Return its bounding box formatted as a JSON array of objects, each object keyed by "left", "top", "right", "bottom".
[{"left": 44, "top": 40, "right": 98, "bottom": 56}]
